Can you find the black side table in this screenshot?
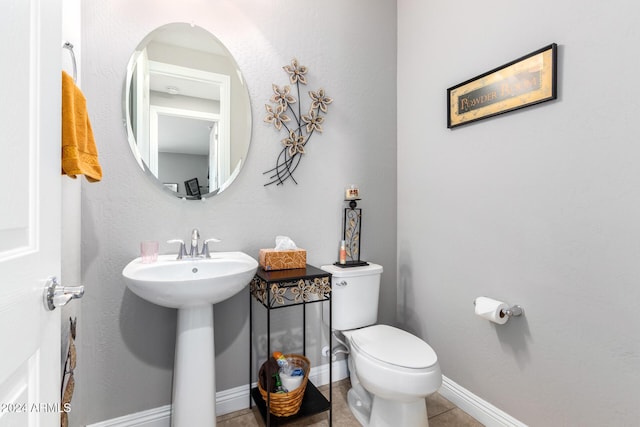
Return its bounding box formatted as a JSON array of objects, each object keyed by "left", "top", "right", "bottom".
[{"left": 249, "top": 264, "right": 332, "bottom": 426}]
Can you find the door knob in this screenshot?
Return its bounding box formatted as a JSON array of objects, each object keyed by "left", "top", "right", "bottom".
[{"left": 44, "top": 277, "right": 84, "bottom": 311}]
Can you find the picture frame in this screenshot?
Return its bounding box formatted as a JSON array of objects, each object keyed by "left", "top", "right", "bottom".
[
  {"left": 447, "top": 43, "right": 557, "bottom": 129},
  {"left": 163, "top": 183, "right": 178, "bottom": 192},
  {"left": 184, "top": 178, "right": 201, "bottom": 198}
]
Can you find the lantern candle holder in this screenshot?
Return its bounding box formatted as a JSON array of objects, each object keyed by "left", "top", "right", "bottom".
[{"left": 335, "top": 198, "right": 369, "bottom": 268}]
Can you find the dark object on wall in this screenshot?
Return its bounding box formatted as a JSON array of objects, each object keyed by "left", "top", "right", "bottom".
[
  {"left": 184, "top": 178, "right": 201, "bottom": 199},
  {"left": 447, "top": 43, "right": 557, "bottom": 128}
]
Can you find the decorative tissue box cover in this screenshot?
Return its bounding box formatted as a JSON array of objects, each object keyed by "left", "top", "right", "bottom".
[{"left": 259, "top": 249, "right": 307, "bottom": 271}]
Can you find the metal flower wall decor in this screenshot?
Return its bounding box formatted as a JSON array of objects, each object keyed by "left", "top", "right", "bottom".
[{"left": 263, "top": 58, "right": 333, "bottom": 186}]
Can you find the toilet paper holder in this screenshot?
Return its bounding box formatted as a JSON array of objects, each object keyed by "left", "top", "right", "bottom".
[
  {"left": 473, "top": 299, "right": 523, "bottom": 318},
  {"left": 501, "top": 305, "right": 523, "bottom": 318}
]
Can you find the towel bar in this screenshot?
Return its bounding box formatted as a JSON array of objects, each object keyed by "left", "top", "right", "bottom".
[{"left": 63, "top": 41, "right": 77, "bottom": 82}]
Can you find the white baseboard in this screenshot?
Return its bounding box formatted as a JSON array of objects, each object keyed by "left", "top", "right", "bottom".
[
  {"left": 309, "top": 357, "right": 349, "bottom": 387},
  {"left": 86, "top": 360, "right": 348, "bottom": 427},
  {"left": 439, "top": 376, "right": 527, "bottom": 427},
  {"left": 88, "top": 364, "right": 526, "bottom": 427},
  {"left": 86, "top": 405, "right": 171, "bottom": 427}
]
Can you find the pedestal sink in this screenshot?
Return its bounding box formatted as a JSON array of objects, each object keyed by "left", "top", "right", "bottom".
[{"left": 122, "top": 252, "right": 258, "bottom": 426}]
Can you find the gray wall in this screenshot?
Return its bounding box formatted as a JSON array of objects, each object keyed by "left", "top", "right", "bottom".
[
  {"left": 398, "top": 1, "right": 639, "bottom": 426},
  {"left": 78, "top": 0, "right": 397, "bottom": 424}
]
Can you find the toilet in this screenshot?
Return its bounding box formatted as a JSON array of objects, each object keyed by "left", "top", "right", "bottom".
[{"left": 321, "top": 263, "right": 442, "bottom": 427}]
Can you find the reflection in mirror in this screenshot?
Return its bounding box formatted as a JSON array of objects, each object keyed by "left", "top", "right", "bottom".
[{"left": 124, "top": 23, "right": 251, "bottom": 199}]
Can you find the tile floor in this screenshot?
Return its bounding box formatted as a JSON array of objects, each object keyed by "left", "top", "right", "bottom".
[{"left": 217, "top": 379, "right": 484, "bottom": 426}]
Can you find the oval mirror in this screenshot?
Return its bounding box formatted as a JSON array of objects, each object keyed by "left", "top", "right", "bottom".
[{"left": 124, "top": 23, "right": 251, "bottom": 199}]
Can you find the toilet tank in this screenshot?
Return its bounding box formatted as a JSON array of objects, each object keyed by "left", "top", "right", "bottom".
[{"left": 320, "top": 263, "right": 383, "bottom": 331}]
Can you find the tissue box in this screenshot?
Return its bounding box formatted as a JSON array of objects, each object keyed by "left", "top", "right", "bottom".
[{"left": 259, "top": 249, "right": 307, "bottom": 271}]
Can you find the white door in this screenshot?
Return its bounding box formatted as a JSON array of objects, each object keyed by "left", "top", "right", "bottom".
[{"left": 0, "top": 0, "right": 63, "bottom": 425}]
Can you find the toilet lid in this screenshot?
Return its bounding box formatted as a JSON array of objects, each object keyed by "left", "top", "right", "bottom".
[{"left": 349, "top": 325, "right": 438, "bottom": 369}]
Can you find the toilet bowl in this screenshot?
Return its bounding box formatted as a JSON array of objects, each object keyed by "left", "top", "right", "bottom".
[
  {"left": 345, "top": 325, "right": 441, "bottom": 402},
  {"left": 320, "top": 263, "right": 442, "bottom": 427}
]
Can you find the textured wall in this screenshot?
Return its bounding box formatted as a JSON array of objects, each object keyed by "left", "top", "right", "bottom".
[
  {"left": 398, "top": 0, "right": 640, "bottom": 425},
  {"left": 79, "top": 0, "right": 396, "bottom": 424}
]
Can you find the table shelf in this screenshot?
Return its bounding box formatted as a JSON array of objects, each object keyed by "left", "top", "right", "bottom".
[
  {"left": 250, "top": 381, "right": 330, "bottom": 425},
  {"left": 249, "top": 264, "right": 332, "bottom": 426}
]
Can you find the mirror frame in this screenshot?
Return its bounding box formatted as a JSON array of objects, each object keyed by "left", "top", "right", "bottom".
[{"left": 123, "top": 23, "right": 252, "bottom": 200}]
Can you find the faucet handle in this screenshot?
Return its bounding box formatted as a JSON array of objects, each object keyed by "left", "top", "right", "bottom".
[
  {"left": 167, "top": 239, "right": 186, "bottom": 259},
  {"left": 202, "top": 238, "right": 221, "bottom": 258}
]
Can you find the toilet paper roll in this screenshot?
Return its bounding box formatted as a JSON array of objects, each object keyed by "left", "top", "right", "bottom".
[
  {"left": 280, "top": 372, "right": 303, "bottom": 392},
  {"left": 474, "top": 297, "right": 509, "bottom": 324}
]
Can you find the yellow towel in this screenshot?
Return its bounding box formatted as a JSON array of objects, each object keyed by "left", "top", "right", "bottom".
[{"left": 61, "top": 71, "right": 102, "bottom": 182}]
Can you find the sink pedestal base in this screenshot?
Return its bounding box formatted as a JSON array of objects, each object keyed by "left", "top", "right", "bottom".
[{"left": 173, "top": 305, "right": 216, "bottom": 426}]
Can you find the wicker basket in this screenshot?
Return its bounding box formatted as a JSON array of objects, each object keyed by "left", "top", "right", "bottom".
[{"left": 258, "top": 354, "right": 310, "bottom": 417}]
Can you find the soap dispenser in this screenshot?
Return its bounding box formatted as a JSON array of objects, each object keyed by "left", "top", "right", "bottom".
[{"left": 339, "top": 240, "right": 347, "bottom": 265}]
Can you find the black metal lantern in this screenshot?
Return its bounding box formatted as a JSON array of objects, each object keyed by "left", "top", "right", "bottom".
[{"left": 335, "top": 198, "right": 369, "bottom": 267}]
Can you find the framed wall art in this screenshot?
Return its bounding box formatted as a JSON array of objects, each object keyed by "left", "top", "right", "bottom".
[
  {"left": 184, "top": 178, "right": 201, "bottom": 198},
  {"left": 447, "top": 43, "right": 557, "bottom": 129}
]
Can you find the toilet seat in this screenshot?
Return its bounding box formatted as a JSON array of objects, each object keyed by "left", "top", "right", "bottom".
[
  {"left": 346, "top": 324, "right": 438, "bottom": 369},
  {"left": 344, "top": 324, "right": 442, "bottom": 402}
]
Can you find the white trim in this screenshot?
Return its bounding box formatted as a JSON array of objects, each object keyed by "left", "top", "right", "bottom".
[
  {"left": 86, "top": 404, "right": 171, "bottom": 427},
  {"left": 439, "top": 376, "right": 528, "bottom": 427},
  {"left": 148, "top": 105, "right": 220, "bottom": 177},
  {"left": 309, "top": 358, "right": 350, "bottom": 386},
  {"left": 147, "top": 61, "right": 231, "bottom": 186},
  {"left": 85, "top": 365, "right": 529, "bottom": 427},
  {"left": 86, "top": 360, "right": 349, "bottom": 427}
]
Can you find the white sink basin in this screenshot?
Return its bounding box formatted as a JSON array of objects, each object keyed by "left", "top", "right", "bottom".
[
  {"left": 122, "top": 252, "right": 258, "bottom": 308},
  {"left": 122, "top": 251, "right": 258, "bottom": 426}
]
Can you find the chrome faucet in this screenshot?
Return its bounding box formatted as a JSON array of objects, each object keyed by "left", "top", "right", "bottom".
[
  {"left": 190, "top": 228, "right": 201, "bottom": 257},
  {"left": 167, "top": 229, "right": 221, "bottom": 260}
]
